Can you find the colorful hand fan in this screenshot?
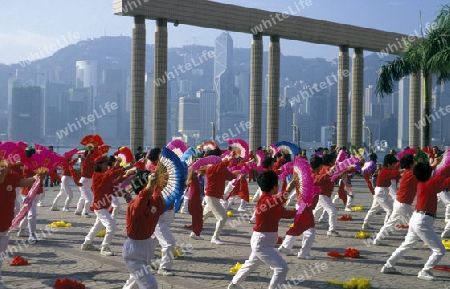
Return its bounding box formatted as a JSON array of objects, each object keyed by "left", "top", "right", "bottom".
[
  {"left": 269, "top": 144, "right": 280, "bottom": 157},
  {"left": 275, "top": 141, "right": 300, "bottom": 155},
  {"left": 192, "top": 155, "right": 221, "bottom": 172},
  {"left": 156, "top": 147, "right": 187, "bottom": 211},
  {"left": 335, "top": 149, "right": 348, "bottom": 163},
  {"left": 278, "top": 161, "right": 294, "bottom": 180},
  {"left": 7, "top": 178, "right": 42, "bottom": 235},
  {"left": 80, "top": 134, "right": 104, "bottom": 147},
  {"left": 0, "top": 141, "right": 27, "bottom": 165},
  {"left": 331, "top": 158, "right": 361, "bottom": 182},
  {"left": 293, "top": 156, "right": 320, "bottom": 221},
  {"left": 92, "top": 145, "right": 111, "bottom": 159},
  {"left": 397, "top": 148, "right": 417, "bottom": 160},
  {"left": 221, "top": 150, "right": 232, "bottom": 159},
  {"left": 255, "top": 150, "right": 266, "bottom": 173},
  {"left": 22, "top": 145, "right": 62, "bottom": 173},
  {"left": 201, "top": 141, "right": 218, "bottom": 152},
  {"left": 63, "top": 148, "right": 79, "bottom": 160},
  {"left": 180, "top": 147, "right": 196, "bottom": 166},
  {"left": 166, "top": 139, "right": 188, "bottom": 158},
  {"left": 361, "top": 160, "right": 376, "bottom": 175},
  {"left": 174, "top": 162, "right": 189, "bottom": 212},
  {"left": 114, "top": 146, "right": 134, "bottom": 166},
  {"left": 434, "top": 149, "right": 450, "bottom": 176},
  {"left": 227, "top": 138, "right": 249, "bottom": 160}
]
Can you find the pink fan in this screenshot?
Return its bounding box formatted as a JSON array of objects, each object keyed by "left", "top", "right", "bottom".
[
  {"left": 269, "top": 144, "right": 280, "bottom": 157},
  {"left": 201, "top": 141, "right": 219, "bottom": 152},
  {"left": 221, "top": 150, "right": 232, "bottom": 159},
  {"left": 331, "top": 158, "right": 361, "bottom": 182},
  {"left": 7, "top": 178, "right": 42, "bottom": 235},
  {"left": 0, "top": 141, "right": 27, "bottom": 164},
  {"left": 192, "top": 156, "right": 221, "bottom": 171},
  {"left": 335, "top": 150, "right": 349, "bottom": 163},
  {"left": 166, "top": 139, "right": 187, "bottom": 157},
  {"left": 361, "top": 160, "right": 376, "bottom": 175},
  {"left": 63, "top": 148, "right": 79, "bottom": 160},
  {"left": 278, "top": 161, "right": 294, "bottom": 180},
  {"left": 22, "top": 144, "right": 62, "bottom": 172},
  {"left": 255, "top": 150, "right": 266, "bottom": 173},
  {"left": 397, "top": 148, "right": 417, "bottom": 160},
  {"left": 293, "top": 156, "right": 320, "bottom": 221},
  {"left": 435, "top": 149, "right": 450, "bottom": 176},
  {"left": 227, "top": 138, "right": 249, "bottom": 160},
  {"left": 230, "top": 163, "right": 255, "bottom": 186}
]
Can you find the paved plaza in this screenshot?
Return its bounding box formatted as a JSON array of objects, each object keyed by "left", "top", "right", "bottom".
[{"left": 1, "top": 177, "right": 450, "bottom": 289}]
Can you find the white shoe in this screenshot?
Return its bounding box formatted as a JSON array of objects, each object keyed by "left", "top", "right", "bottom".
[
  {"left": 277, "top": 246, "right": 294, "bottom": 256},
  {"left": 62, "top": 207, "right": 70, "bottom": 212},
  {"left": 211, "top": 238, "right": 225, "bottom": 245},
  {"left": 37, "top": 202, "right": 44, "bottom": 207},
  {"left": 381, "top": 265, "right": 401, "bottom": 274},
  {"left": 344, "top": 207, "right": 352, "bottom": 212},
  {"left": 157, "top": 268, "right": 175, "bottom": 276},
  {"left": 237, "top": 208, "right": 246, "bottom": 212},
  {"left": 373, "top": 238, "right": 388, "bottom": 246},
  {"left": 50, "top": 206, "right": 60, "bottom": 211},
  {"left": 81, "top": 243, "right": 99, "bottom": 251},
  {"left": 298, "top": 253, "right": 316, "bottom": 260},
  {"left": 417, "top": 270, "right": 437, "bottom": 281},
  {"left": 100, "top": 246, "right": 115, "bottom": 256},
  {"left": 227, "top": 282, "right": 245, "bottom": 289},
  {"left": 441, "top": 231, "right": 450, "bottom": 239},
  {"left": 189, "top": 232, "right": 204, "bottom": 240},
  {"left": 74, "top": 211, "right": 82, "bottom": 216},
  {"left": 327, "top": 230, "right": 340, "bottom": 237},
  {"left": 17, "top": 230, "right": 28, "bottom": 237},
  {"left": 362, "top": 223, "right": 374, "bottom": 230},
  {"left": 83, "top": 213, "right": 91, "bottom": 218},
  {"left": 29, "top": 234, "right": 39, "bottom": 242}
]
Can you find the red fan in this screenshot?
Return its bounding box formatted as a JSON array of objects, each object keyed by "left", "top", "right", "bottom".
[
  {"left": 0, "top": 141, "right": 27, "bottom": 164},
  {"left": 80, "top": 134, "right": 104, "bottom": 147},
  {"left": 166, "top": 139, "right": 188, "bottom": 157},
  {"left": 269, "top": 144, "right": 280, "bottom": 157},
  {"left": 92, "top": 145, "right": 111, "bottom": 159},
  {"left": 22, "top": 145, "right": 62, "bottom": 172},
  {"left": 192, "top": 156, "right": 221, "bottom": 171},
  {"left": 201, "top": 141, "right": 218, "bottom": 152},
  {"left": 227, "top": 138, "right": 249, "bottom": 160},
  {"left": 435, "top": 149, "right": 450, "bottom": 176},
  {"left": 422, "top": 146, "right": 433, "bottom": 156},
  {"left": 114, "top": 146, "right": 134, "bottom": 166},
  {"left": 397, "top": 148, "right": 417, "bottom": 160},
  {"left": 63, "top": 148, "right": 79, "bottom": 160}
]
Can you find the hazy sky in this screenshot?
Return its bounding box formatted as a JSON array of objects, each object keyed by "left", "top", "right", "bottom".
[{"left": 0, "top": 0, "right": 447, "bottom": 64}]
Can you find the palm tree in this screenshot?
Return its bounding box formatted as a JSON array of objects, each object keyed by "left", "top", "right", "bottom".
[{"left": 376, "top": 5, "right": 450, "bottom": 147}]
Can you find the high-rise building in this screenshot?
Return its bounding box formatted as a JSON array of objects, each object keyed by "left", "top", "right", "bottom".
[
  {"left": 197, "top": 89, "right": 217, "bottom": 141},
  {"left": 235, "top": 63, "right": 250, "bottom": 118},
  {"left": 178, "top": 96, "right": 201, "bottom": 146},
  {"left": 214, "top": 32, "right": 236, "bottom": 131},
  {"left": 43, "top": 81, "right": 71, "bottom": 138}
]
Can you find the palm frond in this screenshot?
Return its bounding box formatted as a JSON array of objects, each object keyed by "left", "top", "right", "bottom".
[
  {"left": 428, "top": 47, "right": 450, "bottom": 82},
  {"left": 375, "top": 58, "right": 417, "bottom": 97},
  {"left": 436, "top": 4, "right": 450, "bottom": 27}
]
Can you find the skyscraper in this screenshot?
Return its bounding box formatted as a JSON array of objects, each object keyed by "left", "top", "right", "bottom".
[
  {"left": 397, "top": 77, "right": 409, "bottom": 148},
  {"left": 197, "top": 89, "right": 217, "bottom": 141}
]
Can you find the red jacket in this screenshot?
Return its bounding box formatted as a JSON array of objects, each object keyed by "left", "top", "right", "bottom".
[
  {"left": 316, "top": 165, "right": 334, "bottom": 198},
  {"left": 91, "top": 167, "right": 124, "bottom": 210},
  {"left": 21, "top": 166, "right": 43, "bottom": 196},
  {"left": 396, "top": 169, "right": 418, "bottom": 205},
  {"left": 126, "top": 186, "right": 165, "bottom": 240},
  {"left": 204, "top": 159, "right": 235, "bottom": 199},
  {"left": 376, "top": 168, "right": 401, "bottom": 187},
  {"left": 81, "top": 153, "right": 95, "bottom": 178},
  {"left": 253, "top": 191, "right": 296, "bottom": 233},
  {"left": 0, "top": 171, "right": 21, "bottom": 232},
  {"left": 415, "top": 166, "right": 450, "bottom": 215}
]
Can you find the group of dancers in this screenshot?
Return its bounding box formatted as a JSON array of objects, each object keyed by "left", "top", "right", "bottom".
[{"left": 1, "top": 135, "right": 450, "bottom": 288}]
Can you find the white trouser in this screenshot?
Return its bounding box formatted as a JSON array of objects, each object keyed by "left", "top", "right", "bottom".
[
  {"left": 375, "top": 200, "right": 413, "bottom": 241},
  {"left": 388, "top": 179, "right": 397, "bottom": 200},
  {"left": 19, "top": 195, "right": 37, "bottom": 236},
  {"left": 202, "top": 196, "right": 228, "bottom": 240},
  {"left": 252, "top": 187, "right": 262, "bottom": 203},
  {"left": 14, "top": 188, "right": 20, "bottom": 217},
  {"left": 363, "top": 187, "right": 393, "bottom": 226},
  {"left": 122, "top": 237, "right": 158, "bottom": 289},
  {"left": 281, "top": 228, "right": 316, "bottom": 256},
  {"left": 111, "top": 195, "right": 121, "bottom": 220},
  {"left": 238, "top": 199, "right": 247, "bottom": 211},
  {"left": 232, "top": 232, "right": 288, "bottom": 289},
  {"left": 180, "top": 189, "right": 189, "bottom": 214},
  {"left": 0, "top": 231, "right": 10, "bottom": 275},
  {"left": 286, "top": 188, "right": 297, "bottom": 206},
  {"left": 438, "top": 191, "right": 450, "bottom": 222},
  {"left": 313, "top": 195, "right": 337, "bottom": 231},
  {"left": 76, "top": 177, "right": 93, "bottom": 214},
  {"left": 37, "top": 190, "right": 45, "bottom": 205},
  {"left": 154, "top": 210, "right": 175, "bottom": 270},
  {"left": 385, "top": 212, "right": 445, "bottom": 272},
  {"left": 84, "top": 209, "right": 117, "bottom": 248},
  {"left": 52, "top": 176, "right": 74, "bottom": 209}
]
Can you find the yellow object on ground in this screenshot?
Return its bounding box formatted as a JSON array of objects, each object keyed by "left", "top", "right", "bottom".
[
  {"left": 328, "top": 277, "right": 371, "bottom": 289},
  {"left": 97, "top": 228, "right": 106, "bottom": 237},
  {"left": 49, "top": 220, "right": 72, "bottom": 228},
  {"left": 424, "top": 240, "right": 450, "bottom": 250},
  {"left": 227, "top": 211, "right": 233, "bottom": 217},
  {"left": 351, "top": 206, "right": 364, "bottom": 211},
  {"left": 229, "top": 262, "right": 242, "bottom": 274},
  {"left": 354, "top": 231, "right": 371, "bottom": 239}
]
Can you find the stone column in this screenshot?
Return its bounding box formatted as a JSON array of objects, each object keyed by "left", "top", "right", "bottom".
[
  {"left": 266, "top": 36, "right": 280, "bottom": 146},
  {"left": 249, "top": 33, "right": 263, "bottom": 152},
  {"left": 130, "top": 15, "right": 146, "bottom": 151},
  {"left": 409, "top": 72, "right": 420, "bottom": 148},
  {"left": 337, "top": 45, "right": 349, "bottom": 148},
  {"left": 153, "top": 19, "right": 168, "bottom": 148},
  {"left": 351, "top": 48, "right": 364, "bottom": 148}
]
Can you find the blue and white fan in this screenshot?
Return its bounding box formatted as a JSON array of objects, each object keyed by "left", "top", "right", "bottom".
[{"left": 180, "top": 147, "right": 196, "bottom": 166}]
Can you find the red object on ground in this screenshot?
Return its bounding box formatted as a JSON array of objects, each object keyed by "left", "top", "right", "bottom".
[
  {"left": 328, "top": 248, "right": 360, "bottom": 259},
  {"left": 338, "top": 215, "right": 353, "bottom": 221},
  {"left": 434, "top": 265, "right": 450, "bottom": 272},
  {"left": 53, "top": 278, "right": 86, "bottom": 289},
  {"left": 327, "top": 251, "right": 345, "bottom": 258},
  {"left": 9, "top": 255, "right": 29, "bottom": 266},
  {"left": 396, "top": 224, "right": 409, "bottom": 229},
  {"left": 277, "top": 236, "right": 283, "bottom": 244},
  {"left": 184, "top": 224, "right": 192, "bottom": 229}
]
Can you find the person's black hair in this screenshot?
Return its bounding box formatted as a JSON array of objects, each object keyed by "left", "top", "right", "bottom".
[
  {"left": 323, "top": 154, "right": 334, "bottom": 166},
  {"left": 94, "top": 163, "right": 103, "bottom": 172},
  {"left": 284, "top": 154, "right": 292, "bottom": 162},
  {"left": 275, "top": 152, "right": 283, "bottom": 159},
  {"left": 413, "top": 162, "right": 433, "bottom": 182},
  {"left": 369, "top": 152, "right": 378, "bottom": 162},
  {"left": 108, "top": 155, "right": 116, "bottom": 167},
  {"left": 257, "top": 170, "right": 279, "bottom": 192},
  {"left": 206, "top": 147, "right": 222, "bottom": 157},
  {"left": 399, "top": 154, "right": 414, "bottom": 169},
  {"left": 262, "top": 157, "right": 275, "bottom": 169},
  {"left": 148, "top": 148, "right": 161, "bottom": 162},
  {"left": 383, "top": 154, "right": 398, "bottom": 167},
  {"left": 310, "top": 155, "right": 323, "bottom": 169},
  {"left": 137, "top": 146, "right": 142, "bottom": 151},
  {"left": 25, "top": 148, "right": 36, "bottom": 158},
  {"left": 131, "top": 170, "right": 150, "bottom": 194},
  {"left": 257, "top": 146, "right": 263, "bottom": 150}
]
